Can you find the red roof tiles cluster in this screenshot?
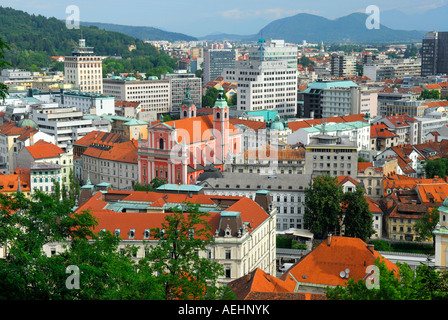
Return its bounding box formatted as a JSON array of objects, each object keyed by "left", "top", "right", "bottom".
[
  {"left": 83, "top": 140, "right": 138, "bottom": 164},
  {"left": 26, "top": 140, "right": 65, "bottom": 159}
]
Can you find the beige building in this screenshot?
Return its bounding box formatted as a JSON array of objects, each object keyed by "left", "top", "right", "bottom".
[
  {"left": 103, "top": 77, "right": 170, "bottom": 118},
  {"left": 81, "top": 140, "right": 138, "bottom": 190}
]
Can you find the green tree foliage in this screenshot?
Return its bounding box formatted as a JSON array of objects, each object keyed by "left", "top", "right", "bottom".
[
  {"left": 0, "top": 36, "right": 11, "bottom": 100},
  {"left": 139, "top": 202, "right": 233, "bottom": 300},
  {"left": 414, "top": 206, "right": 440, "bottom": 242},
  {"left": 133, "top": 177, "right": 167, "bottom": 192},
  {"left": 325, "top": 259, "right": 448, "bottom": 300},
  {"left": 304, "top": 175, "right": 344, "bottom": 237},
  {"left": 424, "top": 158, "right": 448, "bottom": 178},
  {"left": 342, "top": 186, "right": 375, "bottom": 241},
  {"left": 0, "top": 190, "right": 229, "bottom": 300},
  {"left": 0, "top": 7, "right": 177, "bottom": 74},
  {"left": 202, "top": 87, "right": 228, "bottom": 107},
  {"left": 418, "top": 89, "right": 440, "bottom": 100}
]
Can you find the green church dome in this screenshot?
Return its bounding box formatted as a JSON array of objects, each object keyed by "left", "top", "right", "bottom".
[{"left": 17, "top": 118, "right": 38, "bottom": 129}]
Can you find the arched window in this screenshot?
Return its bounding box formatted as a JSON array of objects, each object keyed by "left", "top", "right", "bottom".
[
  {"left": 183, "top": 110, "right": 187, "bottom": 118},
  {"left": 224, "top": 112, "right": 227, "bottom": 119},
  {"left": 216, "top": 112, "right": 221, "bottom": 119},
  {"left": 191, "top": 110, "right": 195, "bottom": 117},
  {"left": 159, "top": 138, "right": 164, "bottom": 150}
]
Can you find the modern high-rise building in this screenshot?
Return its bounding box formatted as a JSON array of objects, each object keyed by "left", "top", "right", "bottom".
[
  {"left": 64, "top": 39, "right": 103, "bottom": 94},
  {"left": 330, "top": 53, "right": 357, "bottom": 78},
  {"left": 421, "top": 31, "right": 448, "bottom": 76},
  {"left": 203, "top": 49, "right": 236, "bottom": 85},
  {"left": 222, "top": 40, "right": 298, "bottom": 117}
]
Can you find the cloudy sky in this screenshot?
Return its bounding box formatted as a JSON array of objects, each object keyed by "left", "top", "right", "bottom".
[{"left": 2, "top": 0, "right": 447, "bottom": 36}]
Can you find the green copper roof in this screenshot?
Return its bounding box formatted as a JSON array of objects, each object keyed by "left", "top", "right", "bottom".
[
  {"left": 214, "top": 86, "right": 228, "bottom": 109},
  {"left": 302, "top": 121, "right": 370, "bottom": 133},
  {"left": 156, "top": 184, "right": 203, "bottom": 192},
  {"left": 303, "top": 80, "right": 358, "bottom": 93}
]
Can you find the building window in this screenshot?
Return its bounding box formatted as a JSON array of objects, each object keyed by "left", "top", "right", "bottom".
[
  {"left": 159, "top": 138, "right": 164, "bottom": 150},
  {"left": 225, "top": 249, "right": 231, "bottom": 259}
]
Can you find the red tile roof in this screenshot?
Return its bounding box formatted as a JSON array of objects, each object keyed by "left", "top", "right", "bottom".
[
  {"left": 282, "top": 236, "right": 398, "bottom": 288},
  {"left": 0, "top": 173, "right": 31, "bottom": 193},
  {"left": 83, "top": 140, "right": 138, "bottom": 164},
  {"left": 26, "top": 140, "right": 65, "bottom": 159},
  {"left": 370, "top": 124, "right": 398, "bottom": 139}
]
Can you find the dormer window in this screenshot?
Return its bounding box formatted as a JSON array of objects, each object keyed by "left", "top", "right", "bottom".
[
  {"left": 143, "top": 229, "right": 150, "bottom": 239},
  {"left": 114, "top": 229, "right": 120, "bottom": 237},
  {"left": 129, "top": 229, "right": 135, "bottom": 239}
]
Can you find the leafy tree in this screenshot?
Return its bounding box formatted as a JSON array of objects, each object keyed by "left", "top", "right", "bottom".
[
  {"left": 418, "top": 89, "right": 440, "bottom": 100},
  {"left": 139, "top": 202, "right": 232, "bottom": 300},
  {"left": 0, "top": 36, "right": 11, "bottom": 101},
  {"left": 133, "top": 177, "right": 167, "bottom": 192},
  {"left": 414, "top": 206, "right": 440, "bottom": 243},
  {"left": 326, "top": 259, "right": 448, "bottom": 300},
  {"left": 424, "top": 158, "right": 448, "bottom": 178},
  {"left": 304, "top": 175, "right": 344, "bottom": 238},
  {"left": 342, "top": 186, "right": 375, "bottom": 241}
]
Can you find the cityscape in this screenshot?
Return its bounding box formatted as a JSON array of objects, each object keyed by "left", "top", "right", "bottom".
[{"left": 2, "top": 0, "right": 448, "bottom": 309}]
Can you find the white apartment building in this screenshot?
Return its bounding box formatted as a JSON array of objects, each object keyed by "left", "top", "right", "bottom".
[
  {"left": 103, "top": 77, "right": 170, "bottom": 119},
  {"left": 64, "top": 39, "right": 103, "bottom": 94},
  {"left": 29, "top": 162, "right": 64, "bottom": 194},
  {"left": 59, "top": 90, "right": 115, "bottom": 116},
  {"left": 321, "top": 86, "right": 362, "bottom": 118},
  {"left": 31, "top": 103, "right": 110, "bottom": 150},
  {"left": 287, "top": 121, "right": 371, "bottom": 151},
  {"left": 223, "top": 59, "right": 298, "bottom": 116},
  {"left": 223, "top": 40, "right": 298, "bottom": 117}
]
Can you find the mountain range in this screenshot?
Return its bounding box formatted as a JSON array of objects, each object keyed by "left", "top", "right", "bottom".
[
  {"left": 81, "top": 11, "right": 426, "bottom": 44},
  {"left": 199, "top": 12, "right": 425, "bottom": 43}
]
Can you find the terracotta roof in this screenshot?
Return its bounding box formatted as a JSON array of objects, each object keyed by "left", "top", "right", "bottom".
[
  {"left": 230, "top": 118, "right": 266, "bottom": 131},
  {"left": 160, "top": 115, "right": 240, "bottom": 145},
  {"left": 0, "top": 173, "right": 31, "bottom": 193},
  {"left": 0, "top": 121, "right": 37, "bottom": 138},
  {"left": 83, "top": 140, "right": 138, "bottom": 164},
  {"left": 76, "top": 190, "right": 270, "bottom": 239},
  {"left": 357, "top": 162, "right": 382, "bottom": 174},
  {"left": 26, "top": 140, "right": 65, "bottom": 159},
  {"left": 336, "top": 175, "right": 359, "bottom": 187},
  {"left": 74, "top": 131, "right": 126, "bottom": 148},
  {"left": 227, "top": 268, "right": 325, "bottom": 300},
  {"left": 370, "top": 124, "right": 397, "bottom": 139},
  {"left": 282, "top": 236, "right": 398, "bottom": 288}
]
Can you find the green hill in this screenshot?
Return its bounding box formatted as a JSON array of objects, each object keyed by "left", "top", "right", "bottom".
[
  {"left": 0, "top": 6, "right": 177, "bottom": 77},
  {"left": 80, "top": 21, "right": 197, "bottom": 42}
]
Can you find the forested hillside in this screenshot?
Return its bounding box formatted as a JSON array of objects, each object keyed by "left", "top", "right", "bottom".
[{"left": 0, "top": 7, "right": 177, "bottom": 77}]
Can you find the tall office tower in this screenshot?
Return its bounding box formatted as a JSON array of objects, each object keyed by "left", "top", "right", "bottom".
[
  {"left": 64, "top": 38, "right": 103, "bottom": 94},
  {"left": 222, "top": 40, "right": 298, "bottom": 117},
  {"left": 330, "top": 53, "right": 357, "bottom": 78},
  {"left": 421, "top": 31, "right": 448, "bottom": 76},
  {"left": 162, "top": 71, "right": 202, "bottom": 113},
  {"left": 203, "top": 49, "right": 236, "bottom": 85}
]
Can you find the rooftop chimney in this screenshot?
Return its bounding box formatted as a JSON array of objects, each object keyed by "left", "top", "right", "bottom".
[
  {"left": 327, "top": 233, "right": 332, "bottom": 246},
  {"left": 367, "top": 243, "right": 374, "bottom": 253}
]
